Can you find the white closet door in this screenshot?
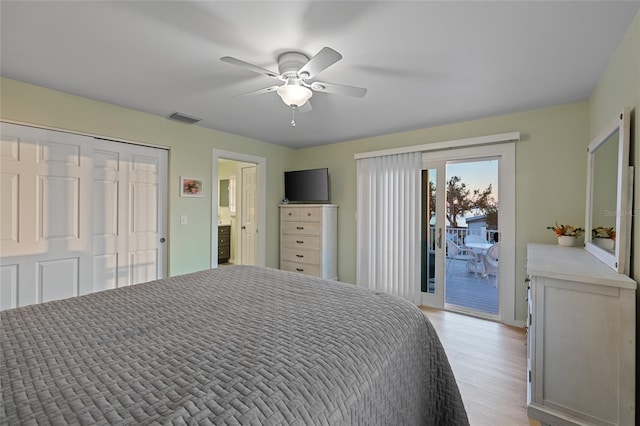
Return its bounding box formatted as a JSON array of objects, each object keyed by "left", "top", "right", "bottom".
[
  {"left": 0, "top": 123, "right": 168, "bottom": 310},
  {"left": 93, "top": 139, "right": 167, "bottom": 290},
  {"left": 0, "top": 123, "right": 93, "bottom": 309}
]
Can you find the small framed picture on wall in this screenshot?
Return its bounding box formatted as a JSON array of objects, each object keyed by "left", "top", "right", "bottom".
[{"left": 180, "top": 177, "right": 204, "bottom": 198}]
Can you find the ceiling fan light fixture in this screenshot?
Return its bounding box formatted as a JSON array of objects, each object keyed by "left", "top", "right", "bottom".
[{"left": 276, "top": 84, "right": 313, "bottom": 107}]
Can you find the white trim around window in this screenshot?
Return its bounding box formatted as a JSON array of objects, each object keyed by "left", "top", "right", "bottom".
[{"left": 354, "top": 131, "right": 520, "bottom": 160}]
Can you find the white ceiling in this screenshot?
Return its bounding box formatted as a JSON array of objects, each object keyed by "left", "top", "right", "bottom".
[{"left": 1, "top": 1, "right": 638, "bottom": 149}]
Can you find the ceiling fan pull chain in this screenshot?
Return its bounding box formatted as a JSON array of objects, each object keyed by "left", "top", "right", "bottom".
[{"left": 291, "top": 106, "right": 297, "bottom": 127}]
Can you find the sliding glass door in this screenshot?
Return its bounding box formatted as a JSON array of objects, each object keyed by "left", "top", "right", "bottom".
[{"left": 421, "top": 144, "right": 514, "bottom": 322}]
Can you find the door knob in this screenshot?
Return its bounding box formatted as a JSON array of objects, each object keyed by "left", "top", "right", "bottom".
[{"left": 160, "top": 238, "right": 166, "bottom": 243}]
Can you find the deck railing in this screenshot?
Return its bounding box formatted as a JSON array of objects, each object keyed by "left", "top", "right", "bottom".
[
  {"left": 424, "top": 226, "right": 500, "bottom": 314},
  {"left": 428, "top": 226, "right": 500, "bottom": 249}
]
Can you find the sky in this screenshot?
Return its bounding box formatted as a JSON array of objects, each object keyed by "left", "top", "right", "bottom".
[
  {"left": 447, "top": 158, "right": 499, "bottom": 202},
  {"left": 446, "top": 158, "right": 499, "bottom": 225}
]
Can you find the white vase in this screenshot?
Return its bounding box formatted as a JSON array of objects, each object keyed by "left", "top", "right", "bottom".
[
  {"left": 593, "top": 238, "right": 615, "bottom": 251},
  {"left": 558, "top": 236, "right": 577, "bottom": 247}
]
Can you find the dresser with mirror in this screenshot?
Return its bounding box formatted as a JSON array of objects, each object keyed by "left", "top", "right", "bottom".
[{"left": 526, "top": 109, "right": 636, "bottom": 426}]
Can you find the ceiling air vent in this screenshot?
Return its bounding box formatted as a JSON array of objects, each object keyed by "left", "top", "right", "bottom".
[{"left": 167, "top": 112, "right": 201, "bottom": 125}]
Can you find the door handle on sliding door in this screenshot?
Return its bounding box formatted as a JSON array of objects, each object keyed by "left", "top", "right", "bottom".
[{"left": 437, "top": 228, "right": 442, "bottom": 249}]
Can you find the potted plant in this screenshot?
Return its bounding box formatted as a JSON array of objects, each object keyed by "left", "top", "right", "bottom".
[
  {"left": 547, "top": 222, "right": 585, "bottom": 247},
  {"left": 592, "top": 227, "right": 615, "bottom": 250}
]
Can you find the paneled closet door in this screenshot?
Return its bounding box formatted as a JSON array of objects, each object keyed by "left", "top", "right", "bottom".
[
  {"left": 0, "top": 123, "right": 168, "bottom": 310},
  {"left": 0, "top": 123, "right": 93, "bottom": 309},
  {"left": 92, "top": 139, "right": 167, "bottom": 290}
]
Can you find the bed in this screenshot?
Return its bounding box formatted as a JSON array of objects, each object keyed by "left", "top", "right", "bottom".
[{"left": 1, "top": 266, "right": 468, "bottom": 425}]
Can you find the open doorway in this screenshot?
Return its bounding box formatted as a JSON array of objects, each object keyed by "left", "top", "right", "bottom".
[{"left": 212, "top": 150, "right": 266, "bottom": 268}]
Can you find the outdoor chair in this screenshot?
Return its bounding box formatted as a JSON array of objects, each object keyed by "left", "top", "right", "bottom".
[
  {"left": 483, "top": 242, "right": 499, "bottom": 285},
  {"left": 446, "top": 240, "right": 480, "bottom": 278}
]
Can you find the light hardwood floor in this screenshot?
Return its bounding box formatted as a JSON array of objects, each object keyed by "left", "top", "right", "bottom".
[{"left": 420, "top": 307, "right": 540, "bottom": 426}]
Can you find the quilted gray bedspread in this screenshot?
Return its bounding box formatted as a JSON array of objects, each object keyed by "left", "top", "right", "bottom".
[{"left": 1, "top": 266, "right": 468, "bottom": 425}]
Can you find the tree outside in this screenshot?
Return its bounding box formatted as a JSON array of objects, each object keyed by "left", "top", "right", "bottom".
[{"left": 429, "top": 175, "right": 498, "bottom": 228}]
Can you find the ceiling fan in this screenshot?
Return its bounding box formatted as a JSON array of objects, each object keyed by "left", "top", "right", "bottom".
[{"left": 221, "top": 47, "right": 367, "bottom": 125}]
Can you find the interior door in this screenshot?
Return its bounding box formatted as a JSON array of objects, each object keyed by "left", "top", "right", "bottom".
[
  {"left": 92, "top": 139, "right": 168, "bottom": 290},
  {"left": 421, "top": 161, "right": 446, "bottom": 308},
  {"left": 241, "top": 165, "right": 257, "bottom": 265},
  {"left": 0, "top": 123, "right": 93, "bottom": 309}
]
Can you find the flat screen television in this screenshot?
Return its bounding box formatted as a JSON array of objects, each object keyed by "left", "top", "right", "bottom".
[{"left": 284, "top": 168, "right": 330, "bottom": 203}]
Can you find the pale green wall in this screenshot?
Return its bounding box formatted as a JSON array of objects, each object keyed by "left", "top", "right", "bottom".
[
  {"left": 1, "top": 75, "right": 589, "bottom": 323},
  {"left": 0, "top": 77, "right": 294, "bottom": 275},
  {"left": 588, "top": 10, "right": 640, "bottom": 417},
  {"left": 292, "top": 102, "right": 589, "bottom": 322}
]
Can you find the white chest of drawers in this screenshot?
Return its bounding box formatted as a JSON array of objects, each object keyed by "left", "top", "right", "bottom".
[
  {"left": 280, "top": 204, "right": 338, "bottom": 280},
  {"left": 526, "top": 243, "right": 636, "bottom": 426}
]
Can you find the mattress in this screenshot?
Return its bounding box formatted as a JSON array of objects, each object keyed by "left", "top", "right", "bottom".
[{"left": 1, "top": 265, "right": 468, "bottom": 425}]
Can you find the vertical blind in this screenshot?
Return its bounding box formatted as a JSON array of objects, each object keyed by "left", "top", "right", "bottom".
[{"left": 356, "top": 152, "right": 422, "bottom": 304}]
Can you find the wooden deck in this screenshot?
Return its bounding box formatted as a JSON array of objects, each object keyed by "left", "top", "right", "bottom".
[{"left": 445, "top": 259, "right": 498, "bottom": 315}]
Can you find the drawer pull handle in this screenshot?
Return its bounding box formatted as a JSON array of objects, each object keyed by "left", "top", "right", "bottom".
[
  {"left": 296, "top": 268, "right": 304, "bottom": 272},
  {"left": 296, "top": 254, "right": 304, "bottom": 258},
  {"left": 296, "top": 240, "right": 304, "bottom": 244},
  {"left": 288, "top": 212, "right": 292, "bottom": 216},
  {"left": 307, "top": 213, "right": 311, "bottom": 216},
  {"left": 296, "top": 226, "right": 304, "bottom": 230}
]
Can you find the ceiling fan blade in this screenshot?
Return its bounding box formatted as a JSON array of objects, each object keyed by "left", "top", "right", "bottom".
[
  {"left": 298, "top": 47, "right": 342, "bottom": 79},
  {"left": 235, "top": 85, "right": 280, "bottom": 97},
  {"left": 220, "top": 56, "right": 281, "bottom": 80},
  {"left": 311, "top": 81, "right": 367, "bottom": 98}
]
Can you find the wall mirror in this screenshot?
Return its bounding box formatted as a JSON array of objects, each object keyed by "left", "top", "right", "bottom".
[
  {"left": 584, "top": 108, "right": 632, "bottom": 274},
  {"left": 219, "top": 179, "right": 230, "bottom": 207}
]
